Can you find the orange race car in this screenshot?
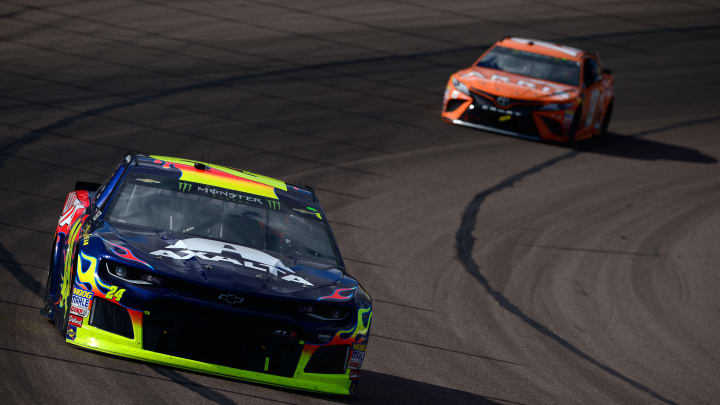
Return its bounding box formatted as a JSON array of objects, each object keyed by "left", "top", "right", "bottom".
[{"left": 442, "top": 37, "right": 614, "bottom": 142}]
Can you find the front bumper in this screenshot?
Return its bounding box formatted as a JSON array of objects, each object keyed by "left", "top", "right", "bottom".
[
  {"left": 69, "top": 323, "right": 353, "bottom": 394},
  {"left": 441, "top": 83, "right": 575, "bottom": 142},
  {"left": 67, "top": 296, "right": 366, "bottom": 395}
]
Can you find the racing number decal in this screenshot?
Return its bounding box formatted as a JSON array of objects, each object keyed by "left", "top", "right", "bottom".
[{"left": 105, "top": 286, "right": 126, "bottom": 302}]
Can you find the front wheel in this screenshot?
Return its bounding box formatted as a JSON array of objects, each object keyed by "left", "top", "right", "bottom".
[
  {"left": 42, "top": 235, "right": 59, "bottom": 322},
  {"left": 600, "top": 99, "right": 613, "bottom": 137}
]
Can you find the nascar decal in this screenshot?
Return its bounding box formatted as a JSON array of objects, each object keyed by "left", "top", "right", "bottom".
[{"left": 149, "top": 238, "right": 313, "bottom": 286}]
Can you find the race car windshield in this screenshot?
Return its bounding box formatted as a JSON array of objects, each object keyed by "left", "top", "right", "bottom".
[
  {"left": 476, "top": 46, "right": 580, "bottom": 86},
  {"left": 105, "top": 174, "right": 339, "bottom": 266}
]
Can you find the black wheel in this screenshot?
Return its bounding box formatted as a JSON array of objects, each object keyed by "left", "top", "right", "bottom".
[
  {"left": 42, "top": 237, "right": 57, "bottom": 322},
  {"left": 600, "top": 99, "right": 614, "bottom": 137},
  {"left": 568, "top": 108, "right": 582, "bottom": 144}
]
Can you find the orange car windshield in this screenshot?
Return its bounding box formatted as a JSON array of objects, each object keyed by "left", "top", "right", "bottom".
[{"left": 477, "top": 46, "right": 580, "bottom": 86}]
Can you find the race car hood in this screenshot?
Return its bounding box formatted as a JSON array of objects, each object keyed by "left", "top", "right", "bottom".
[
  {"left": 95, "top": 221, "right": 345, "bottom": 297},
  {"left": 455, "top": 67, "right": 579, "bottom": 102}
]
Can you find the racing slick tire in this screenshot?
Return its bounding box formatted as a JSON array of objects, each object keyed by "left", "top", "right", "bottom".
[
  {"left": 568, "top": 108, "right": 582, "bottom": 144},
  {"left": 42, "top": 236, "right": 58, "bottom": 323},
  {"left": 56, "top": 250, "right": 77, "bottom": 336},
  {"left": 600, "top": 99, "right": 614, "bottom": 137}
]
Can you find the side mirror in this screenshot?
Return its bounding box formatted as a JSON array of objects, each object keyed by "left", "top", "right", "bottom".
[{"left": 603, "top": 68, "right": 613, "bottom": 75}]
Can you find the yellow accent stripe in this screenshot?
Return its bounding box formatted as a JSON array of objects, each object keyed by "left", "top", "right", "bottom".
[{"left": 150, "top": 155, "right": 287, "bottom": 191}]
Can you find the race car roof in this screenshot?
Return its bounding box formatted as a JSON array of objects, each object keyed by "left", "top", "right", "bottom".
[
  {"left": 496, "top": 37, "right": 586, "bottom": 62},
  {"left": 133, "top": 154, "right": 315, "bottom": 202}
]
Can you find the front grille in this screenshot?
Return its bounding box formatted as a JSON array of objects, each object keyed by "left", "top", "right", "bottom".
[
  {"left": 464, "top": 106, "right": 538, "bottom": 135},
  {"left": 143, "top": 301, "right": 304, "bottom": 377},
  {"left": 90, "top": 298, "right": 134, "bottom": 339},
  {"left": 471, "top": 89, "right": 542, "bottom": 109}
]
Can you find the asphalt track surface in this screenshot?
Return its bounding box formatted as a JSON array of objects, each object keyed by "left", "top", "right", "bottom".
[{"left": 2, "top": 1, "right": 720, "bottom": 404}]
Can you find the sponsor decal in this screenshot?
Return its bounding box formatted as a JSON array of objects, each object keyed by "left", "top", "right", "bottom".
[
  {"left": 352, "top": 343, "right": 367, "bottom": 352},
  {"left": 58, "top": 193, "right": 86, "bottom": 228},
  {"left": 70, "top": 305, "right": 89, "bottom": 318},
  {"left": 348, "top": 361, "right": 363, "bottom": 370},
  {"left": 136, "top": 178, "right": 160, "bottom": 184},
  {"left": 73, "top": 287, "right": 93, "bottom": 300},
  {"left": 178, "top": 182, "right": 192, "bottom": 192},
  {"left": 68, "top": 314, "right": 83, "bottom": 327},
  {"left": 349, "top": 369, "right": 360, "bottom": 380},
  {"left": 66, "top": 325, "right": 77, "bottom": 341},
  {"left": 71, "top": 287, "right": 93, "bottom": 309},
  {"left": 479, "top": 104, "right": 522, "bottom": 117},
  {"left": 496, "top": 96, "right": 510, "bottom": 107},
  {"left": 267, "top": 200, "right": 281, "bottom": 210},
  {"left": 198, "top": 186, "right": 265, "bottom": 205},
  {"left": 351, "top": 350, "right": 365, "bottom": 363},
  {"left": 60, "top": 219, "right": 85, "bottom": 316},
  {"left": 150, "top": 238, "right": 313, "bottom": 286},
  {"left": 179, "top": 181, "right": 267, "bottom": 206},
  {"left": 499, "top": 115, "right": 512, "bottom": 122}
]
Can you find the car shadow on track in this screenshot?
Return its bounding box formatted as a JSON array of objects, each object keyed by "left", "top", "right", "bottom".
[
  {"left": 573, "top": 132, "right": 718, "bottom": 164},
  {"left": 338, "top": 370, "right": 516, "bottom": 404}
]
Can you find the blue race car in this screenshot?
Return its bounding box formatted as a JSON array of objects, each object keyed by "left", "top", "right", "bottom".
[{"left": 42, "top": 154, "right": 372, "bottom": 395}]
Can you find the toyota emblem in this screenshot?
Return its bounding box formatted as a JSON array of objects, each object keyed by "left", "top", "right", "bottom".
[{"left": 496, "top": 97, "right": 510, "bottom": 107}]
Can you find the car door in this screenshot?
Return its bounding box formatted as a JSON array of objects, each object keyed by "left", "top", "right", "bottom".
[{"left": 579, "top": 56, "right": 605, "bottom": 134}]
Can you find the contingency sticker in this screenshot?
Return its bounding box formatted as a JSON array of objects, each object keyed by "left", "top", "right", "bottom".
[
  {"left": 66, "top": 325, "right": 77, "bottom": 341},
  {"left": 348, "top": 350, "right": 365, "bottom": 370},
  {"left": 71, "top": 287, "right": 93, "bottom": 310},
  {"left": 68, "top": 314, "right": 83, "bottom": 328},
  {"left": 70, "top": 305, "right": 89, "bottom": 318}
]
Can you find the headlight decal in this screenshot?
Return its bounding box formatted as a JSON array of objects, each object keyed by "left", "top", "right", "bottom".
[
  {"left": 452, "top": 78, "right": 470, "bottom": 95},
  {"left": 102, "top": 238, "right": 153, "bottom": 270}
]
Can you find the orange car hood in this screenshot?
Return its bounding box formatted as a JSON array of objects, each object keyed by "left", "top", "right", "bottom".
[{"left": 456, "top": 67, "right": 578, "bottom": 102}]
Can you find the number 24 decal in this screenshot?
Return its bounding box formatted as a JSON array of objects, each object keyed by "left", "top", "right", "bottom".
[{"left": 106, "top": 286, "right": 126, "bottom": 301}]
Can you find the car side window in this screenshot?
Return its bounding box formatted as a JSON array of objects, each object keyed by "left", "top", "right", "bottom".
[{"left": 583, "top": 58, "right": 600, "bottom": 87}]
